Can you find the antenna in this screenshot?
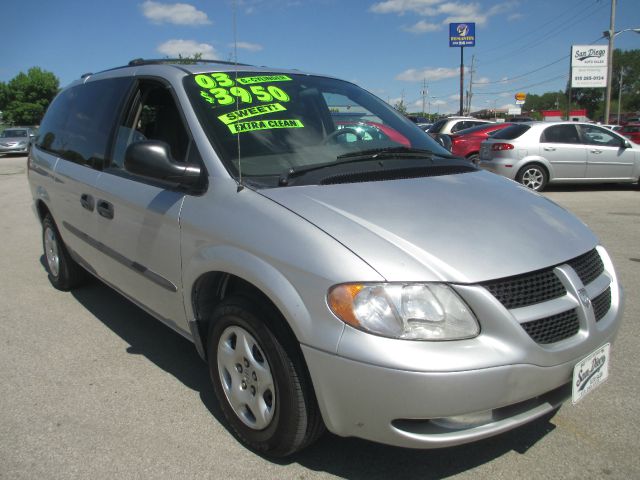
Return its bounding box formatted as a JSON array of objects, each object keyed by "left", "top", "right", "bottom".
[{"left": 233, "top": 0, "right": 243, "bottom": 192}]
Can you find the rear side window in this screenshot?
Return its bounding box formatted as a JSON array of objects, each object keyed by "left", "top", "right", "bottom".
[
  {"left": 37, "top": 77, "right": 132, "bottom": 168},
  {"left": 491, "top": 124, "right": 530, "bottom": 140},
  {"left": 540, "top": 124, "right": 580, "bottom": 144}
]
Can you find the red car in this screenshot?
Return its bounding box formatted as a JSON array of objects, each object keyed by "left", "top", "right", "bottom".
[
  {"left": 450, "top": 122, "right": 513, "bottom": 164},
  {"left": 618, "top": 123, "right": 640, "bottom": 144}
]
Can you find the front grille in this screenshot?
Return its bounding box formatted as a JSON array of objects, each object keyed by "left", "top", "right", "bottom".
[
  {"left": 520, "top": 309, "right": 580, "bottom": 344},
  {"left": 592, "top": 287, "right": 612, "bottom": 322},
  {"left": 482, "top": 269, "right": 566, "bottom": 310},
  {"left": 568, "top": 249, "right": 604, "bottom": 286}
]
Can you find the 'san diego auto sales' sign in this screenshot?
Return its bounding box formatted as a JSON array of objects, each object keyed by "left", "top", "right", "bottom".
[{"left": 571, "top": 45, "right": 608, "bottom": 88}]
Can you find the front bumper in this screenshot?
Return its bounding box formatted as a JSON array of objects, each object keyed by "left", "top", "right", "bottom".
[
  {"left": 303, "top": 334, "right": 616, "bottom": 449},
  {"left": 0, "top": 144, "right": 29, "bottom": 154}
]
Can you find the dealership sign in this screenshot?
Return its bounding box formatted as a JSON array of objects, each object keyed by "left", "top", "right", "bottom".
[
  {"left": 571, "top": 45, "right": 608, "bottom": 88},
  {"left": 449, "top": 23, "right": 475, "bottom": 47}
]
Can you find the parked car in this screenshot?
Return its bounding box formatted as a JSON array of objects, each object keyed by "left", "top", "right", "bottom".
[
  {"left": 407, "top": 115, "right": 432, "bottom": 131},
  {"left": 450, "top": 122, "right": 513, "bottom": 164},
  {"left": 428, "top": 116, "right": 492, "bottom": 152},
  {"left": 618, "top": 123, "right": 640, "bottom": 144},
  {"left": 601, "top": 124, "right": 622, "bottom": 132},
  {"left": 479, "top": 122, "right": 640, "bottom": 191},
  {"left": 29, "top": 60, "right": 623, "bottom": 457},
  {"left": 0, "top": 127, "right": 36, "bottom": 155}
]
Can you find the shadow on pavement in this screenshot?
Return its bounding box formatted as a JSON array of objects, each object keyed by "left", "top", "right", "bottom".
[{"left": 66, "top": 272, "right": 558, "bottom": 479}]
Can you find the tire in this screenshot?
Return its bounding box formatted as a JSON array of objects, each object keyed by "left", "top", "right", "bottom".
[
  {"left": 208, "top": 296, "right": 324, "bottom": 457},
  {"left": 516, "top": 163, "right": 548, "bottom": 191},
  {"left": 42, "top": 214, "right": 87, "bottom": 291},
  {"left": 466, "top": 153, "right": 479, "bottom": 166}
]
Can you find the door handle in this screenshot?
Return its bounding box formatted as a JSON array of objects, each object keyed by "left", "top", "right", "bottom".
[
  {"left": 590, "top": 149, "right": 602, "bottom": 154},
  {"left": 543, "top": 147, "right": 556, "bottom": 151},
  {"left": 80, "top": 193, "right": 95, "bottom": 211},
  {"left": 97, "top": 200, "right": 114, "bottom": 219}
]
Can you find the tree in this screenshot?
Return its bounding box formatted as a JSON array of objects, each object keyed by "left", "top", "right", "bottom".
[
  {"left": 1, "top": 67, "right": 59, "bottom": 126},
  {"left": 393, "top": 98, "right": 408, "bottom": 114}
]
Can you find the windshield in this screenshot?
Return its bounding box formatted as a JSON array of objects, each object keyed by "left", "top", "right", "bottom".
[
  {"left": 2, "top": 129, "right": 27, "bottom": 138},
  {"left": 184, "top": 72, "right": 450, "bottom": 187}
]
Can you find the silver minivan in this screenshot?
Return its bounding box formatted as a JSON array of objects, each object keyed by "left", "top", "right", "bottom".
[{"left": 28, "top": 60, "right": 624, "bottom": 457}]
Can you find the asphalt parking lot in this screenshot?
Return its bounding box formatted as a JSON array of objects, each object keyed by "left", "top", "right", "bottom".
[{"left": 1, "top": 154, "right": 638, "bottom": 479}]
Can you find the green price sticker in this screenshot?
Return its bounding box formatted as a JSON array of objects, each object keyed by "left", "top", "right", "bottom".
[
  {"left": 237, "top": 75, "right": 292, "bottom": 85},
  {"left": 218, "top": 103, "right": 287, "bottom": 125},
  {"left": 228, "top": 119, "right": 304, "bottom": 134}
]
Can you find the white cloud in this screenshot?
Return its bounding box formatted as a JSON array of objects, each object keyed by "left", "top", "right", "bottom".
[
  {"left": 508, "top": 12, "right": 523, "bottom": 21},
  {"left": 142, "top": 1, "right": 211, "bottom": 25},
  {"left": 396, "top": 66, "right": 467, "bottom": 82},
  {"left": 370, "top": 0, "right": 441, "bottom": 16},
  {"left": 403, "top": 20, "right": 441, "bottom": 33},
  {"left": 371, "top": 0, "right": 517, "bottom": 28},
  {"left": 157, "top": 39, "right": 218, "bottom": 58},
  {"left": 432, "top": 99, "right": 447, "bottom": 106},
  {"left": 231, "top": 42, "right": 264, "bottom": 52}
]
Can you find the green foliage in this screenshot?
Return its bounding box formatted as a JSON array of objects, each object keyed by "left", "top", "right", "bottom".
[
  {"left": 0, "top": 67, "right": 59, "bottom": 125},
  {"left": 174, "top": 53, "right": 204, "bottom": 65},
  {"left": 393, "top": 98, "right": 408, "bottom": 114},
  {"left": 612, "top": 48, "right": 640, "bottom": 113}
]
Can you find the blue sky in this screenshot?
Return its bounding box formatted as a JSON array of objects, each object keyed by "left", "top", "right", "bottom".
[{"left": 2, "top": 0, "right": 639, "bottom": 114}]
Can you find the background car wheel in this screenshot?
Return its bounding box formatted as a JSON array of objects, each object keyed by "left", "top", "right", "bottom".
[
  {"left": 42, "top": 214, "right": 87, "bottom": 291},
  {"left": 208, "top": 295, "right": 324, "bottom": 457},
  {"left": 516, "top": 163, "right": 548, "bottom": 191},
  {"left": 466, "top": 153, "right": 479, "bottom": 166}
]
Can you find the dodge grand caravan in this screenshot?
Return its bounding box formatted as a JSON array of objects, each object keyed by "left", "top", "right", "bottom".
[{"left": 28, "top": 59, "right": 624, "bottom": 457}]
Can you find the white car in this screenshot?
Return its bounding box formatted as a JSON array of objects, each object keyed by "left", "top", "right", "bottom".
[{"left": 479, "top": 122, "right": 640, "bottom": 191}]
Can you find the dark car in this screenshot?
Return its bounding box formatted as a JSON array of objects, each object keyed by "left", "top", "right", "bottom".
[{"left": 450, "top": 122, "right": 513, "bottom": 164}]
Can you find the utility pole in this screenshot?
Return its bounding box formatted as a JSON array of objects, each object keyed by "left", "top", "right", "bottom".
[
  {"left": 617, "top": 67, "right": 624, "bottom": 124},
  {"left": 467, "top": 54, "right": 475, "bottom": 115},
  {"left": 604, "top": 0, "right": 616, "bottom": 124},
  {"left": 422, "top": 79, "right": 427, "bottom": 116}
]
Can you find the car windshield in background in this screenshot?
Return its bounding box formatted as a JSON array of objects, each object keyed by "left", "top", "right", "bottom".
[
  {"left": 2, "top": 129, "right": 28, "bottom": 138},
  {"left": 184, "top": 72, "right": 449, "bottom": 186},
  {"left": 491, "top": 124, "right": 531, "bottom": 140}
]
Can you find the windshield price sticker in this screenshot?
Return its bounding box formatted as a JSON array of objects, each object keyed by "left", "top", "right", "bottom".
[
  {"left": 218, "top": 103, "right": 288, "bottom": 125},
  {"left": 572, "top": 343, "right": 610, "bottom": 404},
  {"left": 198, "top": 84, "right": 290, "bottom": 106},
  {"left": 237, "top": 75, "right": 292, "bottom": 85},
  {"left": 228, "top": 119, "right": 304, "bottom": 134}
]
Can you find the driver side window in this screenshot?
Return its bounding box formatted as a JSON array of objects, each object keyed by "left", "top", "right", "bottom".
[
  {"left": 112, "top": 81, "right": 189, "bottom": 168},
  {"left": 579, "top": 125, "right": 622, "bottom": 147}
]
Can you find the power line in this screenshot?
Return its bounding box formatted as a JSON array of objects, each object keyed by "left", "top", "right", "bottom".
[{"left": 478, "top": 0, "right": 606, "bottom": 67}]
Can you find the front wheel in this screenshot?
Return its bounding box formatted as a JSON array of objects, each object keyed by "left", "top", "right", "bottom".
[
  {"left": 516, "top": 163, "right": 548, "bottom": 191},
  {"left": 208, "top": 296, "right": 324, "bottom": 457}
]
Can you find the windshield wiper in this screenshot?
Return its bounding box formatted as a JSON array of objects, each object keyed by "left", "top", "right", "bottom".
[{"left": 336, "top": 146, "right": 435, "bottom": 160}]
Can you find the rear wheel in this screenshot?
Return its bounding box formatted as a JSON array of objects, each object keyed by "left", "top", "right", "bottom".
[
  {"left": 208, "top": 296, "right": 324, "bottom": 457},
  {"left": 42, "top": 214, "right": 87, "bottom": 290},
  {"left": 516, "top": 163, "right": 548, "bottom": 191},
  {"left": 466, "top": 153, "right": 479, "bottom": 166}
]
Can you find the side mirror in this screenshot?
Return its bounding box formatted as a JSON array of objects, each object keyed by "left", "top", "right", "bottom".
[
  {"left": 124, "top": 141, "right": 202, "bottom": 188},
  {"left": 623, "top": 140, "right": 632, "bottom": 149}
]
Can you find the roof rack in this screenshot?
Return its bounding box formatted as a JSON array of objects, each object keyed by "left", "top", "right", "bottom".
[{"left": 127, "top": 58, "right": 253, "bottom": 67}]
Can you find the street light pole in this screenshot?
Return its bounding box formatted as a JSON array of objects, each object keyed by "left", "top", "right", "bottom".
[
  {"left": 617, "top": 67, "right": 624, "bottom": 124},
  {"left": 604, "top": 0, "right": 616, "bottom": 124}
]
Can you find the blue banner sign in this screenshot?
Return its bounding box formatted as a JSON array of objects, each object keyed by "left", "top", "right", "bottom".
[{"left": 449, "top": 23, "right": 475, "bottom": 47}]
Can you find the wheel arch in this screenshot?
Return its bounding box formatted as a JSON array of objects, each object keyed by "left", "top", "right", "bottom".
[{"left": 185, "top": 245, "right": 322, "bottom": 362}]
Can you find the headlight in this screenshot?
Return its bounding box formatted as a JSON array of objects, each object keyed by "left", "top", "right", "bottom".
[
  {"left": 328, "top": 283, "right": 479, "bottom": 341},
  {"left": 17, "top": 141, "right": 27, "bottom": 146}
]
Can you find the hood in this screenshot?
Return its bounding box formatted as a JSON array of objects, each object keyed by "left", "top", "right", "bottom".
[{"left": 260, "top": 170, "right": 597, "bottom": 283}]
